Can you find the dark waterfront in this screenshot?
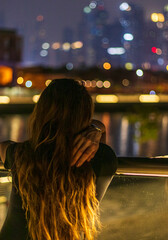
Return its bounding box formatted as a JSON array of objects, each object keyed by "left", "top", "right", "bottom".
[
  {"left": 1, "top": 110, "right": 168, "bottom": 239},
  {"left": 1, "top": 111, "right": 168, "bottom": 157}
]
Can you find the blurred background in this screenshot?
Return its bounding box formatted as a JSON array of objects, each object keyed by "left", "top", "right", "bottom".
[{"left": 1, "top": 1, "right": 168, "bottom": 239}]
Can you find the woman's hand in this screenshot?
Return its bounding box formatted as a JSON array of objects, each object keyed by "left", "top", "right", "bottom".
[{"left": 71, "top": 120, "right": 106, "bottom": 167}]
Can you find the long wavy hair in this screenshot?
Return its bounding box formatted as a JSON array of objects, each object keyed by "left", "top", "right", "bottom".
[{"left": 14, "top": 79, "right": 100, "bottom": 240}]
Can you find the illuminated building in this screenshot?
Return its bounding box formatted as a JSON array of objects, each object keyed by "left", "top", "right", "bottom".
[
  {"left": 78, "top": 0, "right": 109, "bottom": 66},
  {"left": 119, "top": 2, "right": 145, "bottom": 68},
  {"left": 162, "top": 5, "right": 168, "bottom": 69},
  {"left": 0, "top": 29, "right": 22, "bottom": 86},
  {"left": 60, "top": 27, "right": 74, "bottom": 66},
  {"left": 0, "top": 29, "right": 22, "bottom": 63}
]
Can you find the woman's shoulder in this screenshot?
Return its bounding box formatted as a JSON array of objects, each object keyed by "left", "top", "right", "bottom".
[{"left": 91, "top": 143, "right": 118, "bottom": 177}]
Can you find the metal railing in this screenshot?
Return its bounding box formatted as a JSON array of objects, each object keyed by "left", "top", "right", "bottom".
[{"left": 1, "top": 157, "right": 168, "bottom": 178}]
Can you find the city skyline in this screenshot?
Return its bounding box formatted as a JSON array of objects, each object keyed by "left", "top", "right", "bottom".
[
  {"left": 0, "top": 0, "right": 168, "bottom": 69},
  {"left": 0, "top": 0, "right": 168, "bottom": 40}
]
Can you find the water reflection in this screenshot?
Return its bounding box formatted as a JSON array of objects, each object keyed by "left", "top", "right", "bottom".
[{"left": 1, "top": 112, "right": 168, "bottom": 157}]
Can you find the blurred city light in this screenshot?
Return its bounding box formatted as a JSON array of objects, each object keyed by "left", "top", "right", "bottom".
[
  {"left": 122, "top": 79, "right": 130, "bottom": 86},
  {"left": 136, "top": 69, "right": 143, "bottom": 77},
  {"left": 119, "top": 2, "right": 130, "bottom": 11},
  {"left": 17, "top": 77, "right": 24, "bottom": 84},
  {"left": 83, "top": 6, "right": 91, "bottom": 13},
  {"left": 107, "top": 47, "right": 125, "bottom": 55},
  {"left": 166, "top": 65, "right": 168, "bottom": 71},
  {"left": 85, "top": 80, "right": 92, "bottom": 87},
  {"left": 32, "top": 95, "right": 40, "bottom": 103},
  {"left": 139, "top": 94, "right": 159, "bottom": 103},
  {"left": 62, "top": 42, "right": 71, "bottom": 51},
  {"left": 151, "top": 47, "right": 157, "bottom": 53},
  {"left": 89, "top": 1, "right": 97, "bottom": 9},
  {"left": 156, "top": 48, "right": 162, "bottom": 55},
  {"left": 151, "top": 13, "right": 165, "bottom": 22},
  {"left": 91, "top": 80, "right": 97, "bottom": 87},
  {"left": 45, "top": 79, "right": 52, "bottom": 86},
  {"left": 123, "top": 33, "right": 134, "bottom": 41},
  {"left": 42, "top": 42, "right": 50, "bottom": 49},
  {"left": 96, "top": 94, "right": 118, "bottom": 103},
  {"left": 96, "top": 80, "right": 103, "bottom": 88},
  {"left": 0, "top": 96, "right": 10, "bottom": 104},
  {"left": 71, "top": 41, "right": 83, "bottom": 49},
  {"left": 103, "top": 81, "right": 111, "bottom": 88},
  {"left": 157, "top": 58, "right": 164, "bottom": 65},
  {"left": 52, "top": 42, "right": 61, "bottom": 50},
  {"left": 150, "top": 90, "right": 156, "bottom": 95},
  {"left": 25, "top": 80, "right": 32, "bottom": 88},
  {"left": 36, "top": 15, "right": 44, "bottom": 22},
  {"left": 0, "top": 176, "right": 12, "bottom": 183},
  {"left": 103, "top": 62, "right": 111, "bottom": 70},
  {"left": 40, "top": 50, "right": 48, "bottom": 57},
  {"left": 0, "top": 66, "right": 13, "bottom": 85},
  {"left": 66, "top": 63, "right": 73, "bottom": 70},
  {"left": 164, "top": 4, "right": 168, "bottom": 11},
  {"left": 125, "top": 62, "right": 133, "bottom": 70}
]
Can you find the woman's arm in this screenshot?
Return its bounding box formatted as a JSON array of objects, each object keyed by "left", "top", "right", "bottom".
[
  {"left": 71, "top": 120, "right": 106, "bottom": 167},
  {"left": 0, "top": 141, "right": 14, "bottom": 164}
]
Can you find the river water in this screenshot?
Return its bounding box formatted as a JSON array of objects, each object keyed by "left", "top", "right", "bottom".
[
  {"left": 1, "top": 111, "right": 168, "bottom": 157},
  {"left": 1, "top": 111, "right": 168, "bottom": 239}
]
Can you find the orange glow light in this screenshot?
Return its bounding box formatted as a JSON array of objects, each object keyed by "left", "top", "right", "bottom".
[
  {"left": 0, "top": 66, "right": 13, "bottom": 85},
  {"left": 103, "top": 62, "right": 111, "bottom": 70}
]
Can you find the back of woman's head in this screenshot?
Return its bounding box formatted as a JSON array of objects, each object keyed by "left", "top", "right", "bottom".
[
  {"left": 30, "top": 78, "right": 93, "bottom": 149},
  {"left": 15, "top": 79, "right": 100, "bottom": 240}
]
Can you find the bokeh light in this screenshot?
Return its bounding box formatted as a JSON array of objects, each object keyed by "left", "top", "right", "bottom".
[
  {"left": 119, "top": 2, "right": 130, "bottom": 11},
  {"left": 32, "top": 95, "right": 40, "bottom": 103},
  {"left": 45, "top": 79, "right": 52, "bottom": 86},
  {"left": 125, "top": 62, "right": 133, "bottom": 70},
  {"left": 83, "top": 6, "right": 91, "bottom": 13},
  {"left": 96, "top": 80, "right": 103, "bottom": 88},
  {"left": 150, "top": 90, "right": 156, "bottom": 95},
  {"left": 157, "top": 58, "right": 164, "bottom": 65},
  {"left": 136, "top": 69, "right": 144, "bottom": 77},
  {"left": 42, "top": 42, "right": 50, "bottom": 50},
  {"left": 103, "top": 62, "right": 111, "bottom": 70},
  {"left": 151, "top": 47, "right": 157, "bottom": 53},
  {"left": 0, "top": 96, "right": 10, "bottom": 104},
  {"left": 17, "top": 77, "right": 24, "bottom": 84},
  {"left": 66, "top": 63, "right": 73, "bottom": 70},
  {"left": 71, "top": 41, "right": 83, "bottom": 49},
  {"left": 25, "top": 80, "right": 32, "bottom": 88},
  {"left": 156, "top": 48, "right": 162, "bottom": 55},
  {"left": 52, "top": 42, "right": 61, "bottom": 50},
  {"left": 89, "top": 1, "right": 97, "bottom": 9},
  {"left": 122, "top": 79, "right": 130, "bottom": 86},
  {"left": 36, "top": 15, "right": 44, "bottom": 22},
  {"left": 123, "top": 33, "right": 134, "bottom": 41},
  {"left": 107, "top": 47, "right": 125, "bottom": 55},
  {"left": 103, "top": 81, "right": 111, "bottom": 88},
  {"left": 40, "top": 50, "right": 48, "bottom": 57},
  {"left": 166, "top": 65, "right": 168, "bottom": 71},
  {"left": 62, "top": 42, "right": 71, "bottom": 51}
]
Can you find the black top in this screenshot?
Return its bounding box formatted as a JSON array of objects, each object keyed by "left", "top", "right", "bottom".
[{"left": 0, "top": 142, "right": 117, "bottom": 240}]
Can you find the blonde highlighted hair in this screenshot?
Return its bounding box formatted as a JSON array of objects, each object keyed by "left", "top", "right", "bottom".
[{"left": 14, "top": 79, "right": 101, "bottom": 240}]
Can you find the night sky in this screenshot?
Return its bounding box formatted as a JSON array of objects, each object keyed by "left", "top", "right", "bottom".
[{"left": 1, "top": 0, "right": 168, "bottom": 42}]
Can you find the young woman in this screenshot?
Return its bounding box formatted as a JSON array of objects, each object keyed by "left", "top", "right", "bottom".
[{"left": 0, "top": 79, "right": 117, "bottom": 240}]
